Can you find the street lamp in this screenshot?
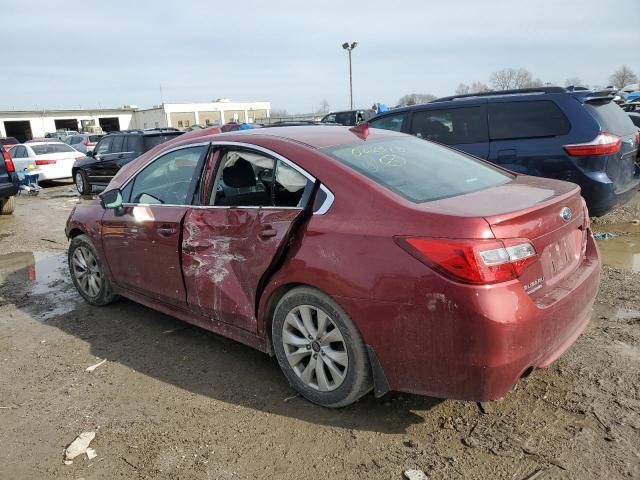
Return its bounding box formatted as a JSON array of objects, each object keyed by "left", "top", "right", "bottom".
[{"left": 342, "top": 42, "right": 358, "bottom": 109}]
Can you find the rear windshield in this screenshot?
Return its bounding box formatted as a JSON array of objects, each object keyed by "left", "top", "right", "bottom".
[
  {"left": 31, "top": 143, "right": 77, "bottom": 155},
  {"left": 586, "top": 101, "right": 636, "bottom": 136},
  {"left": 322, "top": 136, "right": 512, "bottom": 203},
  {"left": 143, "top": 133, "right": 183, "bottom": 151}
]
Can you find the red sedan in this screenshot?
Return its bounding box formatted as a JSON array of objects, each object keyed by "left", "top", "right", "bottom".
[{"left": 65, "top": 125, "right": 600, "bottom": 407}]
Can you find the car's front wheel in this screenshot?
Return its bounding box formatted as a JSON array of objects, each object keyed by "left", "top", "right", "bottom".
[
  {"left": 68, "top": 234, "right": 118, "bottom": 305},
  {"left": 74, "top": 170, "right": 91, "bottom": 195},
  {"left": 272, "top": 287, "right": 372, "bottom": 408}
]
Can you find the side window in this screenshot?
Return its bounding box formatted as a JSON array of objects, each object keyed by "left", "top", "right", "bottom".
[
  {"left": 211, "top": 150, "right": 274, "bottom": 207},
  {"left": 73, "top": 136, "right": 83, "bottom": 145},
  {"left": 210, "top": 150, "right": 314, "bottom": 208},
  {"left": 369, "top": 113, "right": 407, "bottom": 132},
  {"left": 11, "top": 146, "right": 25, "bottom": 158},
  {"left": 410, "top": 107, "right": 488, "bottom": 145},
  {"left": 95, "top": 137, "right": 113, "bottom": 155},
  {"left": 111, "top": 135, "right": 124, "bottom": 153},
  {"left": 488, "top": 101, "right": 571, "bottom": 140},
  {"left": 129, "top": 146, "right": 206, "bottom": 205}
]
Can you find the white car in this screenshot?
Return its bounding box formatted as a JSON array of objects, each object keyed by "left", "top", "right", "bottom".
[{"left": 8, "top": 142, "right": 84, "bottom": 181}]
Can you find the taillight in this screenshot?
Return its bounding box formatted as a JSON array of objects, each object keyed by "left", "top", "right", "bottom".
[
  {"left": 35, "top": 159, "right": 57, "bottom": 165},
  {"left": 84, "top": 140, "right": 96, "bottom": 146},
  {"left": 563, "top": 132, "right": 621, "bottom": 156},
  {"left": 397, "top": 237, "right": 537, "bottom": 284},
  {"left": 1, "top": 149, "right": 15, "bottom": 172}
]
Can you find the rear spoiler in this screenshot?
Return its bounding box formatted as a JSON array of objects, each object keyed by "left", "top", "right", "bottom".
[{"left": 574, "top": 88, "right": 617, "bottom": 104}]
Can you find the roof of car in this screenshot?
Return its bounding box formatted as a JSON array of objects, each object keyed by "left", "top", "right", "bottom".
[{"left": 203, "top": 125, "right": 403, "bottom": 149}]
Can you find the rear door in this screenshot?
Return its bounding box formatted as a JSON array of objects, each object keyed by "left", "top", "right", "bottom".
[
  {"left": 182, "top": 145, "right": 314, "bottom": 333},
  {"left": 487, "top": 100, "right": 572, "bottom": 176},
  {"left": 101, "top": 144, "right": 209, "bottom": 305},
  {"left": 407, "top": 105, "right": 490, "bottom": 158}
]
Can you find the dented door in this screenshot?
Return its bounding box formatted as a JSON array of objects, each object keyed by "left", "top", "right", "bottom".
[{"left": 182, "top": 206, "right": 303, "bottom": 332}]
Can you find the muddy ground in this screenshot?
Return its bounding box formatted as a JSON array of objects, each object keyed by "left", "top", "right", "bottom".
[{"left": 0, "top": 182, "right": 639, "bottom": 480}]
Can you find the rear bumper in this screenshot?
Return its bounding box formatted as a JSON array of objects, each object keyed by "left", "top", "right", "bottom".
[
  {"left": 339, "top": 234, "right": 601, "bottom": 402},
  {"left": 579, "top": 173, "right": 640, "bottom": 217},
  {"left": 0, "top": 174, "right": 19, "bottom": 198}
]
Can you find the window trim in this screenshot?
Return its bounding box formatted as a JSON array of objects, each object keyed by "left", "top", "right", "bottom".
[{"left": 117, "top": 141, "right": 334, "bottom": 215}]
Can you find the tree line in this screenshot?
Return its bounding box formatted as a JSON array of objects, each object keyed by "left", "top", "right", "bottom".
[{"left": 398, "top": 65, "right": 638, "bottom": 106}]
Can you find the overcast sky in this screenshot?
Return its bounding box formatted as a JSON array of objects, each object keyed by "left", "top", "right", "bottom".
[{"left": 1, "top": 0, "right": 638, "bottom": 113}]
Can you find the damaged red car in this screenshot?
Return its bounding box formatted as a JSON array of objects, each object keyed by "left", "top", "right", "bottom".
[{"left": 65, "top": 125, "right": 600, "bottom": 407}]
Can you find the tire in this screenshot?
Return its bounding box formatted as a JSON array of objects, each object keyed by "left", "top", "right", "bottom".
[
  {"left": 74, "top": 170, "right": 91, "bottom": 195},
  {"left": 272, "top": 287, "right": 372, "bottom": 408},
  {"left": 68, "top": 234, "right": 118, "bottom": 306},
  {"left": 0, "top": 196, "right": 15, "bottom": 215}
]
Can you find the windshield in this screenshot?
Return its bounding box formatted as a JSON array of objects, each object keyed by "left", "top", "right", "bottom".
[
  {"left": 31, "top": 143, "right": 77, "bottom": 155},
  {"left": 322, "top": 136, "right": 512, "bottom": 203}
]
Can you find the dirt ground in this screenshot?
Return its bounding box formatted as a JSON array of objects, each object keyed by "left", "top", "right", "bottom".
[{"left": 0, "top": 182, "right": 639, "bottom": 480}]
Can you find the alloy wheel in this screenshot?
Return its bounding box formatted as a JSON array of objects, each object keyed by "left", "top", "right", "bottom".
[
  {"left": 75, "top": 172, "right": 84, "bottom": 193},
  {"left": 71, "top": 246, "right": 102, "bottom": 297},
  {"left": 282, "top": 305, "right": 349, "bottom": 391}
]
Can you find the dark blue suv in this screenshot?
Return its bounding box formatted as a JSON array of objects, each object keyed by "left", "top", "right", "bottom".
[{"left": 369, "top": 87, "right": 640, "bottom": 216}]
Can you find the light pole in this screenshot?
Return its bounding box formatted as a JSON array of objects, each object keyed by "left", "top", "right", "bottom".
[{"left": 342, "top": 42, "right": 358, "bottom": 109}]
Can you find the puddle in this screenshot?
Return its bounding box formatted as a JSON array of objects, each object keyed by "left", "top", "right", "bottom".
[
  {"left": 594, "top": 222, "right": 640, "bottom": 272},
  {"left": 0, "top": 251, "right": 80, "bottom": 320}
]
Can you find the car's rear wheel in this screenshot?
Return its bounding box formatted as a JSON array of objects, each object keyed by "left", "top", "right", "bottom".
[
  {"left": 0, "top": 196, "right": 15, "bottom": 215},
  {"left": 75, "top": 170, "right": 91, "bottom": 195},
  {"left": 68, "top": 234, "right": 118, "bottom": 305},
  {"left": 272, "top": 287, "right": 372, "bottom": 408}
]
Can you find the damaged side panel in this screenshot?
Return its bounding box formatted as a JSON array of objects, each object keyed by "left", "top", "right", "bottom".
[{"left": 181, "top": 207, "right": 302, "bottom": 333}]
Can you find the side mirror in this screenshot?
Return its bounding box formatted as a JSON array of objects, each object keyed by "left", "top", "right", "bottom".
[
  {"left": 86, "top": 150, "right": 94, "bottom": 158},
  {"left": 100, "top": 189, "right": 123, "bottom": 210}
]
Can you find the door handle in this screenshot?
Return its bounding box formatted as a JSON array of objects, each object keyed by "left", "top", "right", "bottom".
[
  {"left": 157, "top": 225, "right": 177, "bottom": 236},
  {"left": 259, "top": 226, "right": 278, "bottom": 239}
]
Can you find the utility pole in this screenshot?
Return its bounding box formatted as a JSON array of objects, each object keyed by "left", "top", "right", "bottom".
[{"left": 342, "top": 42, "right": 358, "bottom": 109}]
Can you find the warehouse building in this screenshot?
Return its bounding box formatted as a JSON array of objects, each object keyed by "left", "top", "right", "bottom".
[{"left": 0, "top": 99, "right": 270, "bottom": 142}]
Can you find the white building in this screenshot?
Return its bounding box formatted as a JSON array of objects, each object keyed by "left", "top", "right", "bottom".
[
  {"left": 130, "top": 100, "right": 271, "bottom": 130},
  {"left": 0, "top": 99, "right": 271, "bottom": 142}
]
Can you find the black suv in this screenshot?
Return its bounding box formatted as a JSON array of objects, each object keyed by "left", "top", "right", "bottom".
[
  {"left": 72, "top": 129, "right": 183, "bottom": 194},
  {"left": 0, "top": 146, "right": 19, "bottom": 215},
  {"left": 369, "top": 87, "right": 640, "bottom": 216}
]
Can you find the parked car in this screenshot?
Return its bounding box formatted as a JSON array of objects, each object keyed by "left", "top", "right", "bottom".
[
  {"left": 64, "top": 134, "right": 104, "bottom": 154},
  {"left": 72, "top": 128, "right": 184, "bottom": 194},
  {"left": 0, "top": 146, "right": 19, "bottom": 214},
  {"left": 629, "top": 112, "right": 640, "bottom": 129},
  {"left": 45, "top": 131, "right": 78, "bottom": 141},
  {"left": 321, "top": 109, "right": 375, "bottom": 126},
  {"left": 368, "top": 87, "right": 640, "bottom": 216},
  {"left": 8, "top": 142, "right": 84, "bottom": 181},
  {"left": 65, "top": 125, "right": 600, "bottom": 407},
  {"left": 0, "top": 137, "right": 19, "bottom": 151}
]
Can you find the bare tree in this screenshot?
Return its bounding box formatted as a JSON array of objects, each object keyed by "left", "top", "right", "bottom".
[
  {"left": 565, "top": 77, "right": 587, "bottom": 88},
  {"left": 470, "top": 81, "right": 490, "bottom": 93},
  {"left": 397, "top": 93, "right": 437, "bottom": 106},
  {"left": 609, "top": 65, "right": 638, "bottom": 89},
  {"left": 455, "top": 83, "right": 470, "bottom": 95},
  {"left": 490, "top": 68, "right": 542, "bottom": 90}
]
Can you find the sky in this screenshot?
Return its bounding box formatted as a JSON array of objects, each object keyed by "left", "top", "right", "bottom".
[{"left": 1, "top": 0, "right": 638, "bottom": 114}]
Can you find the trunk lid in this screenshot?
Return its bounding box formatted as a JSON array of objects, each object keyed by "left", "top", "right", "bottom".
[{"left": 428, "top": 175, "right": 588, "bottom": 298}]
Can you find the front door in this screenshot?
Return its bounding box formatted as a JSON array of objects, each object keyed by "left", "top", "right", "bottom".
[
  {"left": 101, "top": 144, "right": 209, "bottom": 305},
  {"left": 182, "top": 147, "right": 314, "bottom": 332}
]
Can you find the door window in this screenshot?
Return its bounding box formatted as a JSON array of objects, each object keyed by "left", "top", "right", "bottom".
[
  {"left": 410, "top": 107, "right": 488, "bottom": 144},
  {"left": 210, "top": 149, "right": 313, "bottom": 208},
  {"left": 11, "top": 146, "right": 26, "bottom": 158},
  {"left": 369, "top": 113, "right": 407, "bottom": 132},
  {"left": 111, "top": 135, "right": 124, "bottom": 153},
  {"left": 95, "top": 136, "right": 113, "bottom": 155},
  {"left": 127, "top": 146, "right": 206, "bottom": 205},
  {"left": 488, "top": 101, "right": 571, "bottom": 140}
]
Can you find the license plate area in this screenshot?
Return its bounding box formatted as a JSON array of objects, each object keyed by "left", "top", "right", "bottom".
[{"left": 540, "top": 230, "right": 582, "bottom": 286}]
